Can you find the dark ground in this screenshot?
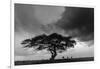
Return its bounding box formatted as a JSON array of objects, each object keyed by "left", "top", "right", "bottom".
[{"left": 15, "top": 57, "right": 94, "bottom": 66}]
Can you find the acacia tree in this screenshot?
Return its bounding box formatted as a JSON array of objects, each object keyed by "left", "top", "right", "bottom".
[{"left": 21, "top": 33, "right": 76, "bottom": 60}]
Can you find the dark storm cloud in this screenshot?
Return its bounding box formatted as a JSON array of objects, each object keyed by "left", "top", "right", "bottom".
[{"left": 55, "top": 7, "right": 94, "bottom": 41}]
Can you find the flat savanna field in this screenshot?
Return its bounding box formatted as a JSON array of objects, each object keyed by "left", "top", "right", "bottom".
[{"left": 15, "top": 57, "right": 94, "bottom": 66}]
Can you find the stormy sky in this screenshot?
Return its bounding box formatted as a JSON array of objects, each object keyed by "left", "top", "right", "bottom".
[{"left": 14, "top": 4, "right": 94, "bottom": 61}]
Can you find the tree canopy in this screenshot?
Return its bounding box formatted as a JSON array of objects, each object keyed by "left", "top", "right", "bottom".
[{"left": 21, "top": 33, "right": 76, "bottom": 60}]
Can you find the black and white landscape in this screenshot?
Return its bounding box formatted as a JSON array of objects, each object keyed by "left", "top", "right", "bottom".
[{"left": 14, "top": 3, "right": 94, "bottom": 65}]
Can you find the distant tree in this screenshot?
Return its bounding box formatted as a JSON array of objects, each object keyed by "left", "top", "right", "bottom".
[{"left": 21, "top": 33, "right": 76, "bottom": 60}]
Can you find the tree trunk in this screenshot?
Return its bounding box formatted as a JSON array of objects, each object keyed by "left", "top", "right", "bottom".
[{"left": 50, "top": 50, "right": 57, "bottom": 60}]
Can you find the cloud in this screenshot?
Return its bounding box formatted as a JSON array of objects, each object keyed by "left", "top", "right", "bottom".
[
  {"left": 54, "top": 7, "right": 94, "bottom": 41},
  {"left": 34, "top": 5, "right": 65, "bottom": 25},
  {"left": 15, "top": 4, "right": 44, "bottom": 34},
  {"left": 15, "top": 4, "right": 65, "bottom": 34},
  {"left": 15, "top": 4, "right": 94, "bottom": 42}
]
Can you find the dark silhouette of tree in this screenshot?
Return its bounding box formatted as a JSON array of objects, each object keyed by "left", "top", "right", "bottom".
[{"left": 21, "top": 33, "right": 76, "bottom": 60}]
